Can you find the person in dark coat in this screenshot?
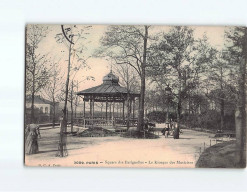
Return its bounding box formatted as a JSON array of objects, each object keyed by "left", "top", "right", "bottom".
[
  {"left": 164, "top": 123, "right": 170, "bottom": 138},
  {"left": 25, "top": 124, "right": 41, "bottom": 155}
]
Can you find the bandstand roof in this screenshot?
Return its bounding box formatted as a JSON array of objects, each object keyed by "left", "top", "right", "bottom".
[{"left": 77, "top": 71, "right": 140, "bottom": 102}]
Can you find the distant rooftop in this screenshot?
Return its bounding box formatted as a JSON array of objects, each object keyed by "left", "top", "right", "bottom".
[{"left": 26, "top": 95, "right": 53, "bottom": 105}]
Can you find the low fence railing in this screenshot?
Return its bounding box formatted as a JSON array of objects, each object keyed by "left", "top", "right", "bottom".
[
  {"left": 114, "top": 118, "right": 138, "bottom": 127},
  {"left": 193, "top": 136, "right": 236, "bottom": 162},
  {"left": 74, "top": 117, "right": 138, "bottom": 128},
  {"left": 74, "top": 118, "right": 113, "bottom": 127}
]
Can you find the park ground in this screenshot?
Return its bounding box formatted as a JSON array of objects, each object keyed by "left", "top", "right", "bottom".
[{"left": 25, "top": 125, "right": 233, "bottom": 168}]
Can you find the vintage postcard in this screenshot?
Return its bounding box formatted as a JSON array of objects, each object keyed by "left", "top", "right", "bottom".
[{"left": 24, "top": 24, "right": 246, "bottom": 168}]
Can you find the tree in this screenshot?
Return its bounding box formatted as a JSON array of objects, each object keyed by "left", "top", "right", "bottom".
[
  {"left": 113, "top": 63, "right": 140, "bottom": 130},
  {"left": 148, "top": 26, "right": 215, "bottom": 138},
  {"left": 98, "top": 25, "right": 150, "bottom": 132},
  {"left": 55, "top": 25, "right": 92, "bottom": 156},
  {"left": 26, "top": 25, "right": 50, "bottom": 123},
  {"left": 225, "top": 27, "right": 246, "bottom": 167},
  {"left": 144, "top": 88, "right": 163, "bottom": 114},
  {"left": 203, "top": 50, "right": 237, "bottom": 131},
  {"left": 42, "top": 60, "right": 64, "bottom": 127}
]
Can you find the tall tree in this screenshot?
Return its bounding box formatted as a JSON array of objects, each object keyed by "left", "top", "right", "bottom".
[
  {"left": 204, "top": 51, "right": 236, "bottom": 131},
  {"left": 55, "top": 25, "right": 92, "bottom": 156},
  {"left": 148, "top": 26, "right": 215, "bottom": 138},
  {"left": 98, "top": 25, "right": 150, "bottom": 132},
  {"left": 225, "top": 27, "right": 246, "bottom": 167},
  {"left": 26, "top": 25, "right": 50, "bottom": 123}
]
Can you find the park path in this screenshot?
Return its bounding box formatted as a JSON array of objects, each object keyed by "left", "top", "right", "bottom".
[{"left": 25, "top": 125, "right": 215, "bottom": 168}]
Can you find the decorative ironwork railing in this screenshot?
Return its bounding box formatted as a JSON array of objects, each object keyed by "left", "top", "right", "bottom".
[{"left": 74, "top": 117, "right": 138, "bottom": 128}]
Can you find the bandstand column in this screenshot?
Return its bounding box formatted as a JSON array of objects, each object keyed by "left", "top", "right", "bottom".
[
  {"left": 112, "top": 102, "right": 115, "bottom": 119},
  {"left": 123, "top": 100, "right": 125, "bottom": 120},
  {"left": 109, "top": 102, "right": 112, "bottom": 119},
  {"left": 133, "top": 97, "right": 135, "bottom": 119},
  {"left": 92, "top": 97, "right": 94, "bottom": 119},
  {"left": 106, "top": 99, "right": 108, "bottom": 120},
  {"left": 89, "top": 98, "right": 92, "bottom": 119},
  {"left": 83, "top": 100, "right": 85, "bottom": 117},
  {"left": 130, "top": 98, "right": 132, "bottom": 118}
]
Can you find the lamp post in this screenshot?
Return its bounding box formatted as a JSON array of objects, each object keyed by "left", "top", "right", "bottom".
[{"left": 165, "top": 85, "right": 172, "bottom": 123}]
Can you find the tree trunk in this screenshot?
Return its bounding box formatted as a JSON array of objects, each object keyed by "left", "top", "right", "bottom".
[
  {"left": 74, "top": 81, "right": 79, "bottom": 119},
  {"left": 30, "top": 60, "right": 36, "bottom": 123},
  {"left": 52, "top": 100, "right": 55, "bottom": 128},
  {"left": 235, "top": 107, "right": 245, "bottom": 167},
  {"left": 58, "top": 35, "right": 72, "bottom": 157},
  {"left": 127, "top": 93, "right": 130, "bottom": 131},
  {"left": 175, "top": 94, "right": 181, "bottom": 139},
  {"left": 31, "top": 90, "right": 35, "bottom": 123},
  {"left": 188, "top": 94, "right": 191, "bottom": 128},
  {"left": 174, "top": 71, "right": 181, "bottom": 139},
  {"left": 220, "top": 98, "right": 225, "bottom": 131},
  {"left": 74, "top": 105, "right": 77, "bottom": 119},
  {"left": 220, "top": 66, "right": 225, "bottom": 131},
  {"left": 137, "top": 75, "right": 145, "bottom": 132},
  {"left": 235, "top": 28, "right": 246, "bottom": 167},
  {"left": 137, "top": 26, "right": 148, "bottom": 132},
  {"left": 71, "top": 86, "right": 74, "bottom": 133},
  {"left": 30, "top": 46, "right": 36, "bottom": 124},
  {"left": 62, "top": 41, "right": 72, "bottom": 131}
]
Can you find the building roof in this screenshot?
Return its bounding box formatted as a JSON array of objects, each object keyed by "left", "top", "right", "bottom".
[
  {"left": 77, "top": 71, "right": 140, "bottom": 99},
  {"left": 26, "top": 95, "right": 53, "bottom": 105}
]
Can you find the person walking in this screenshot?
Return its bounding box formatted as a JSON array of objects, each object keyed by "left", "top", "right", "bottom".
[{"left": 164, "top": 123, "right": 170, "bottom": 138}]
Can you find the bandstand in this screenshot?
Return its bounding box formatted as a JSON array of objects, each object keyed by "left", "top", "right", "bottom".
[{"left": 76, "top": 71, "right": 140, "bottom": 128}]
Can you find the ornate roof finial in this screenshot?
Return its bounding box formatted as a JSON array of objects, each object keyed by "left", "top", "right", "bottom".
[{"left": 103, "top": 69, "right": 119, "bottom": 85}]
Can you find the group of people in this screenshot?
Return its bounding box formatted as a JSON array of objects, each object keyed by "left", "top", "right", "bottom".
[
  {"left": 161, "top": 120, "right": 178, "bottom": 138},
  {"left": 143, "top": 118, "right": 179, "bottom": 138}
]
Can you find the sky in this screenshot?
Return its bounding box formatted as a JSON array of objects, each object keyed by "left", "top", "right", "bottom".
[{"left": 30, "top": 24, "right": 229, "bottom": 93}]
